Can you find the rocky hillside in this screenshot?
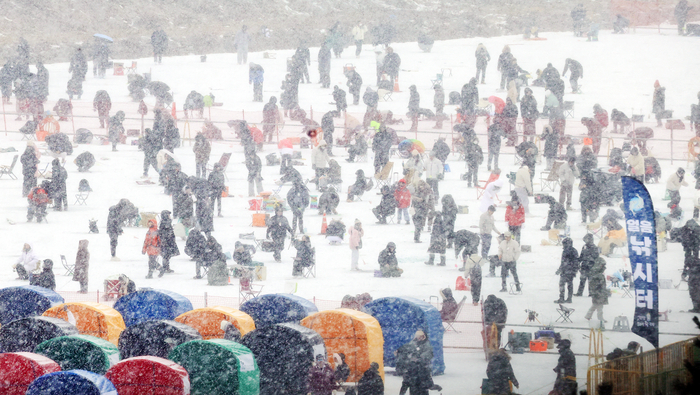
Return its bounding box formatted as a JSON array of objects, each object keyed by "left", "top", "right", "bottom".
[{"left": 0, "top": 0, "right": 628, "bottom": 63}]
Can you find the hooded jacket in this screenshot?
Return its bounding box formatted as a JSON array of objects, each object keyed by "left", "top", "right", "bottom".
[
  {"left": 73, "top": 240, "right": 90, "bottom": 283},
  {"left": 142, "top": 219, "right": 160, "bottom": 256},
  {"left": 557, "top": 238, "right": 580, "bottom": 278},
  {"left": 15, "top": 243, "right": 40, "bottom": 273}
]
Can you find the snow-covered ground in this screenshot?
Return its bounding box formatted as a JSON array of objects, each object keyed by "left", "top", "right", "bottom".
[{"left": 1, "top": 28, "right": 700, "bottom": 394}]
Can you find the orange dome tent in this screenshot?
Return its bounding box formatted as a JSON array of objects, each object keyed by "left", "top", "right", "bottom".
[
  {"left": 175, "top": 306, "right": 255, "bottom": 340},
  {"left": 300, "top": 308, "right": 384, "bottom": 382},
  {"left": 42, "top": 302, "right": 125, "bottom": 345}
]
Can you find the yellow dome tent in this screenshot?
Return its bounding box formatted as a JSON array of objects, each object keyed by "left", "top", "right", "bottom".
[
  {"left": 175, "top": 306, "right": 255, "bottom": 340},
  {"left": 42, "top": 302, "right": 125, "bottom": 345}
]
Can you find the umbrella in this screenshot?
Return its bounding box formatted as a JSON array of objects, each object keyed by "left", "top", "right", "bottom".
[
  {"left": 398, "top": 139, "right": 425, "bottom": 155},
  {"left": 488, "top": 96, "right": 505, "bottom": 114},
  {"left": 93, "top": 33, "right": 114, "bottom": 43}
]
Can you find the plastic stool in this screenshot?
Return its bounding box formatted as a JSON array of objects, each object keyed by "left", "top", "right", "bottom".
[{"left": 612, "top": 316, "right": 630, "bottom": 332}]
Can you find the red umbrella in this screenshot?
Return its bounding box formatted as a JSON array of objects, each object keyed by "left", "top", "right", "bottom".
[{"left": 488, "top": 96, "right": 505, "bottom": 114}]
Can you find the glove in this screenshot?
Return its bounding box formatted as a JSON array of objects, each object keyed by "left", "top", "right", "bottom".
[{"left": 555, "top": 270, "right": 561, "bottom": 275}]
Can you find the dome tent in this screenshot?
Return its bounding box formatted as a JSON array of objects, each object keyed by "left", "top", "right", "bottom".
[
  {"left": 364, "top": 297, "right": 445, "bottom": 375},
  {"left": 175, "top": 306, "right": 256, "bottom": 339},
  {"left": 0, "top": 316, "right": 79, "bottom": 352},
  {"left": 26, "top": 369, "right": 117, "bottom": 395},
  {"left": 301, "top": 308, "right": 385, "bottom": 382},
  {"left": 240, "top": 322, "right": 325, "bottom": 395},
  {"left": 0, "top": 352, "right": 61, "bottom": 394},
  {"left": 239, "top": 293, "right": 318, "bottom": 328},
  {"left": 105, "top": 356, "right": 190, "bottom": 395},
  {"left": 117, "top": 319, "right": 202, "bottom": 359},
  {"left": 0, "top": 285, "right": 64, "bottom": 325},
  {"left": 113, "top": 288, "right": 193, "bottom": 327},
  {"left": 169, "top": 339, "right": 259, "bottom": 395},
  {"left": 35, "top": 334, "right": 120, "bottom": 375},
  {"left": 43, "top": 302, "right": 126, "bottom": 345}
]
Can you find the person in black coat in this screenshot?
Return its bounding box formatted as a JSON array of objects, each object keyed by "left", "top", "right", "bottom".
[
  {"left": 554, "top": 238, "right": 579, "bottom": 303},
  {"left": 382, "top": 47, "right": 401, "bottom": 87},
  {"left": 332, "top": 86, "right": 347, "bottom": 115},
  {"left": 166, "top": 164, "right": 188, "bottom": 218},
  {"left": 246, "top": 153, "right": 263, "bottom": 197},
  {"left": 520, "top": 88, "right": 539, "bottom": 143},
  {"left": 408, "top": 85, "right": 420, "bottom": 131},
  {"left": 142, "top": 127, "right": 162, "bottom": 177},
  {"left": 74, "top": 151, "right": 95, "bottom": 172},
  {"left": 461, "top": 78, "right": 479, "bottom": 117},
  {"left": 562, "top": 58, "right": 583, "bottom": 93},
  {"left": 432, "top": 137, "right": 450, "bottom": 164},
  {"left": 680, "top": 219, "right": 700, "bottom": 274},
  {"left": 294, "top": 44, "right": 311, "bottom": 83},
  {"left": 379, "top": 242, "right": 402, "bottom": 277},
  {"left": 399, "top": 331, "right": 434, "bottom": 395},
  {"left": 318, "top": 42, "right": 332, "bottom": 88},
  {"left": 542, "top": 196, "right": 568, "bottom": 230},
  {"left": 553, "top": 339, "right": 577, "bottom": 395},
  {"left": 107, "top": 205, "right": 123, "bottom": 259},
  {"left": 163, "top": 118, "right": 180, "bottom": 152},
  {"left": 486, "top": 349, "right": 519, "bottom": 395},
  {"left": 487, "top": 122, "right": 505, "bottom": 171},
  {"left": 208, "top": 163, "right": 225, "bottom": 217},
  {"left": 262, "top": 96, "right": 279, "bottom": 143},
  {"left": 453, "top": 229, "right": 481, "bottom": 261},
  {"left": 189, "top": 176, "right": 213, "bottom": 234},
  {"left": 425, "top": 212, "right": 446, "bottom": 266},
  {"left": 158, "top": 210, "right": 179, "bottom": 276},
  {"left": 442, "top": 195, "right": 458, "bottom": 248},
  {"left": 318, "top": 186, "right": 339, "bottom": 215},
  {"left": 267, "top": 205, "right": 294, "bottom": 262},
  {"left": 108, "top": 111, "right": 125, "bottom": 152},
  {"left": 575, "top": 233, "right": 598, "bottom": 296},
  {"left": 347, "top": 169, "right": 369, "bottom": 201},
  {"left": 151, "top": 28, "right": 168, "bottom": 63},
  {"left": 497, "top": 46, "right": 514, "bottom": 90},
  {"left": 483, "top": 294, "right": 508, "bottom": 345},
  {"left": 347, "top": 133, "right": 368, "bottom": 163},
  {"left": 233, "top": 241, "right": 254, "bottom": 266},
  {"left": 203, "top": 235, "right": 224, "bottom": 268},
  {"left": 503, "top": 98, "right": 519, "bottom": 146},
  {"left": 292, "top": 235, "right": 315, "bottom": 276},
  {"left": 287, "top": 181, "right": 310, "bottom": 235},
  {"left": 363, "top": 88, "right": 381, "bottom": 131},
  {"left": 372, "top": 125, "right": 392, "bottom": 174},
  {"left": 475, "top": 43, "right": 490, "bottom": 84},
  {"left": 464, "top": 132, "right": 483, "bottom": 187},
  {"left": 579, "top": 171, "right": 599, "bottom": 224},
  {"left": 373, "top": 185, "right": 397, "bottom": 224},
  {"left": 542, "top": 124, "right": 559, "bottom": 170},
  {"left": 346, "top": 69, "right": 363, "bottom": 105},
  {"left": 49, "top": 159, "right": 67, "bottom": 211},
  {"left": 357, "top": 362, "right": 383, "bottom": 395},
  {"left": 185, "top": 228, "right": 207, "bottom": 278},
  {"left": 33, "top": 259, "right": 56, "bottom": 290},
  {"left": 20, "top": 144, "right": 39, "bottom": 197},
  {"left": 321, "top": 111, "right": 337, "bottom": 155}
]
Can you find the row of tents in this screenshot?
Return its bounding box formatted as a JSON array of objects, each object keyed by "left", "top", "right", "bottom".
[{"left": 0, "top": 285, "right": 446, "bottom": 394}]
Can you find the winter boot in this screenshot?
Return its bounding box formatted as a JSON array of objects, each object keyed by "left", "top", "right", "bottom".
[
  {"left": 146, "top": 271, "right": 153, "bottom": 279},
  {"left": 424, "top": 254, "right": 435, "bottom": 265},
  {"left": 438, "top": 255, "right": 446, "bottom": 266},
  {"left": 565, "top": 297, "right": 573, "bottom": 303}
]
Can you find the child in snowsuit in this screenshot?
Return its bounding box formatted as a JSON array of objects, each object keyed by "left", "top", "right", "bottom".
[{"left": 142, "top": 219, "right": 161, "bottom": 279}]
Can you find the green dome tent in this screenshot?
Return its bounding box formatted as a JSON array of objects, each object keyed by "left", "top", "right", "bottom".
[
  {"left": 169, "top": 339, "right": 259, "bottom": 395},
  {"left": 35, "top": 334, "right": 120, "bottom": 374}
]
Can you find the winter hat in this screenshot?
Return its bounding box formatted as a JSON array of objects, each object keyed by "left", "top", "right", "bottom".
[
  {"left": 557, "top": 339, "right": 571, "bottom": 349},
  {"left": 414, "top": 330, "right": 426, "bottom": 340},
  {"left": 42, "top": 259, "right": 53, "bottom": 270},
  {"left": 504, "top": 231, "right": 512, "bottom": 239},
  {"left": 654, "top": 80, "right": 660, "bottom": 88},
  {"left": 27, "top": 141, "right": 36, "bottom": 147},
  {"left": 411, "top": 149, "right": 419, "bottom": 156},
  {"left": 354, "top": 219, "right": 361, "bottom": 225}
]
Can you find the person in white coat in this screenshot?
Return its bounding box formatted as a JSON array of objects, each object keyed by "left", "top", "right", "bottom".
[
  {"left": 348, "top": 219, "right": 364, "bottom": 271},
  {"left": 14, "top": 243, "right": 40, "bottom": 281},
  {"left": 479, "top": 179, "right": 504, "bottom": 213},
  {"left": 666, "top": 167, "right": 688, "bottom": 204},
  {"left": 311, "top": 141, "right": 330, "bottom": 186},
  {"left": 425, "top": 151, "right": 444, "bottom": 200},
  {"left": 403, "top": 150, "right": 424, "bottom": 186},
  {"left": 352, "top": 22, "right": 368, "bottom": 57},
  {"left": 514, "top": 164, "right": 533, "bottom": 214}
]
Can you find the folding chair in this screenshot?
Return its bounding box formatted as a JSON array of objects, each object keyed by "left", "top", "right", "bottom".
[
  {"left": 61, "top": 254, "right": 74, "bottom": 276},
  {"left": 271, "top": 184, "right": 285, "bottom": 201},
  {"left": 540, "top": 161, "right": 562, "bottom": 192},
  {"left": 476, "top": 172, "right": 500, "bottom": 200},
  {"left": 443, "top": 296, "right": 468, "bottom": 333},
  {"left": 125, "top": 61, "right": 137, "bottom": 74},
  {"left": 430, "top": 73, "right": 443, "bottom": 88},
  {"left": 207, "top": 152, "right": 232, "bottom": 181},
  {"left": 513, "top": 152, "right": 524, "bottom": 166},
  {"left": 509, "top": 282, "right": 523, "bottom": 295},
  {"left": 563, "top": 101, "right": 575, "bottom": 119},
  {"left": 374, "top": 162, "right": 394, "bottom": 189},
  {"left": 74, "top": 191, "right": 89, "bottom": 206},
  {"left": 0, "top": 155, "right": 18, "bottom": 180},
  {"left": 621, "top": 282, "right": 633, "bottom": 298},
  {"left": 302, "top": 248, "right": 316, "bottom": 278},
  {"left": 556, "top": 304, "right": 575, "bottom": 323},
  {"left": 37, "top": 162, "right": 51, "bottom": 178},
  {"left": 586, "top": 219, "right": 604, "bottom": 241},
  {"left": 378, "top": 89, "right": 392, "bottom": 102},
  {"left": 239, "top": 277, "right": 263, "bottom": 303}
]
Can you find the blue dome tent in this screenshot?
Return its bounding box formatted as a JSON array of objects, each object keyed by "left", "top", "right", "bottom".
[
  {"left": 363, "top": 297, "right": 445, "bottom": 375},
  {"left": 113, "top": 289, "right": 192, "bottom": 327},
  {"left": 0, "top": 285, "right": 64, "bottom": 325},
  {"left": 239, "top": 294, "right": 318, "bottom": 328},
  {"left": 26, "top": 369, "right": 117, "bottom": 395}
]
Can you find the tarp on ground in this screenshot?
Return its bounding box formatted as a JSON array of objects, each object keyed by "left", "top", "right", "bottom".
[
  {"left": 0, "top": 316, "right": 79, "bottom": 352},
  {"left": 239, "top": 294, "right": 318, "bottom": 328},
  {"left": 240, "top": 323, "right": 325, "bottom": 395},
  {"left": 169, "top": 339, "right": 259, "bottom": 395},
  {"left": 43, "top": 302, "right": 126, "bottom": 345},
  {"left": 118, "top": 319, "right": 202, "bottom": 359},
  {"left": 113, "top": 288, "right": 193, "bottom": 327},
  {"left": 0, "top": 352, "right": 61, "bottom": 395},
  {"left": 363, "top": 297, "right": 445, "bottom": 375},
  {"left": 35, "top": 334, "right": 120, "bottom": 375},
  {"left": 0, "top": 285, "right": 64, "bottom": 325},
  {"left": 26, "top": 369, "right": 117, "bottom": 395},
  {"left": 301, "top": 309, "right": 384, "bottom": 382},
  {"left": 105, "top": 356, "right": 190, "bottom": 395},
  {"left": 175, "top": 306, "right": 256, "bottom": 339}
]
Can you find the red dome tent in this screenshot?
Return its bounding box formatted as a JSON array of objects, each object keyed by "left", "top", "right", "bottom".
[
  {"left": 105, "top": 356, "right": 190, "bottom": 395},
  {"left": 0, "top": 352, "right": 61, "bottom": 395}
]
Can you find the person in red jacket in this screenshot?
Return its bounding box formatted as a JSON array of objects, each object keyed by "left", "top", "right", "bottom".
[
  {"left": 394, "top": 179, "right": 412, "bottom": 225},
  {"left": 142, "top": 218, "right": 161, "bottom": 278},
  {"left": 505, "top": 194, "right": 525, "bottom": 243},
  {"left": 27, "top": 181, "right": 50, "bottom": 223},
  {"left": 593, "top": 104, "right": 608, "bottom": 128}
]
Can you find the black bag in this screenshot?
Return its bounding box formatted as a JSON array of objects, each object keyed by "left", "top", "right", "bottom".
[{"left": 261, "top": 240, "right": 276, "bottom": 252}]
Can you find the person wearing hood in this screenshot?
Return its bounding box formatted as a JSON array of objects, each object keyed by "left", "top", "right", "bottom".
[
  {"left": 208, "top": 163, "right": 226, "bottom": 217},
  {"left": 653, "top": 80, "right": 666, "bottom": 126},
  {"left": 505, "top": 196, "right": 525, "bottom": 244},
  {"left": 626, "top": 146, "right": 645, "bottom": 183},
  {"left": 575, "top": 233, "right": 599, "bottom": 296},
  {"left": 346, "top": 69, "right": 363, "bottom": 105},
  {"left": 372, "top": 186, "right": 397, "bottom": 225},
  {"left": 321, "top": 110, "right": 338, "bottom": 155},
  {"left": 333, "top": 353, "right": 350, "bottom": 385},
  {"left": 33, "top": 259, "right": 56, "bottom": 290},
  {"left": 348, "top": 219, "right": 364, "bottom": 271},
  {"left": 193, "top": 132, "right": 211, "bottom": 179},
  {"left": 542, "top": 196, "right": 567, "bottom": 231},
  {"left": 466, "top": 254, "right": 483, "bottom": 305},
  {"left": 408, "top": 85, "right": 420, "bottom": 132},
  {"left": 20, "top": 142, "right": 39, "bottom": 197},
  {"left": 684, "top": 256, "right": 700, "bottom": 313},
  {"left": 542, "top": 124, "right": 559, "bottom": 170},
  {"left": 513, "top": 163, "right": 532, "bottom": 215},
  {"left": 372, "top": 124, "right": 392, "bottom": 174},
  {"left": 486, "top": 348, "right": 519, "bottom": 395},
  {"left": 433, "top": 84, "right": 445, "bottom": 129},
  {"left": 318, "top": 186, "right": 339, "bottom": 216},
  {"left": 267, "top": 205, "right": 293, "bottom": 262},
  {"left": 425, "top": 212, "right": 447, "bottom": 266},
  {"left": 461, "top": 78, "right": 479, "bottom": 119},
  {"left": 584, "top": 256, "right": 609, "bottom": 328},
  {"left": 681, "top": 219, "right": 700, "bottom": 278},
  {"left": 14, "top": 243, "right": 40, "bottom": 281},
  {"left": 108, "top": 110, "right": 125, "bottom": 152},
  {"left": 287, "top": 180, "right": 310, "bottom": 235},
  {"left": 562, "top": 58, "right": 583, "bottom": 93},
  {"left": 483, "top": 294, "right": 508, "bottom": 346},
  {"left": 262, "top": 96, "right": 280, "bottom": 143},
  {"left": 394, "top": 179, "right": 412, "bottom": 224},
  {"left": 221, "top": 321, "right": 241, "bottom": 342},
  {"left": 246, "top": 151, "right": 263, "bottom": 197},
  {"left": 442, "top": 195, "right": 458, "bottom": 248},
  {"left": 332, "top": 86, "right": 347, "bottom": 115},
  {"left": 117, "top": 274, "right": 136, "bottom": 298},
  {"left": 27, "top": 181, "right": 50, "bottom": 223},
  {"left": 311, "top": 141, "right": 330, "bottom": 185},
  {"left": 412, "top": 180, "right": 434, "bottom": 243},
  {"left": 479, "top": 177, "right": 503, "bottom": 213},
  {"left": 667, "top": 167, "right": 688, "bottom": 205},
  {"left": 159, "top": 210, "right": 179, "bottom": 277},
  {"left": 520, "top": 88, "right": 539, "bottom": 143},
  {"left": 439, "top": 287, "right": 458, "bottom": 321},
  {"left": 318, "top": 42, "right": 332, "bottom": 88},
  {"left": 503, "top": 97, "right": 519, "bottom": 146},
  {"left": 307, "top": 354, "right": 337, "bottom": 395},
  {"left": 554, "top": 238, "right": 579, "bottom": 303},
  {"left": 398, "top": 330, "right": 433, "bottom": 395},
  {"left": 675, "top": 0, "right": 692, "bottom": 35},
  {"left": 49, "top": 158, "right": 68, "bottom": 211},
  {"left": 107, "top": 204, "right": 123, "bottom": 260},
  {"left": 475, "top": 43, "right": 490, "bottom": 84},
  {"left": 292, "top": 235, "right": 315, "bottom": 277},
  {"left": 142, "top": 218, "right": 161, "bottom": 279},
  {"left": 347, "top": 169, "right": 369, "bottom": 201},
  {"left": 498, "top": 231, "right": 521, "bottom": 293},
  {"left": 73, "top": 240, "right": 90, "bottom": 293},
  {"left": 378, "top": 242, "right": 402, "bottom": 277},
  {"left": 357, "top": 362, "right": 383, "bottom": 395},
  {"left": 497, "top": 45, "right": 513, "bottom": 90},
  {"left": 553, "top": 339, "right": 577, "bottom": 395},
  {"left": 579, "top": 172, "right": 599, "bottom": 225}
]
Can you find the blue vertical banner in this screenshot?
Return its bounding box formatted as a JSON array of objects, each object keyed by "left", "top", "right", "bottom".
[{"left": 621, "top": 176, "right": 659, "bottom": 348}]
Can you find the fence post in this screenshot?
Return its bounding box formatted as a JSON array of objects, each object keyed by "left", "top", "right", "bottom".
[
  {"left": 670, "top": 126, "right": 674, "bottom": 165},
  {"left": 96, "top": 289, "right": 100, "bottom": 303},
  {"left": 242, "top": 109, "right": 245, "bottom": 121},
  {"left": 2, "top": 100, "right": 6, "bottom": 135},
  {"left": 204, "top": 292, "right": 208, "bottom": 307}
]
